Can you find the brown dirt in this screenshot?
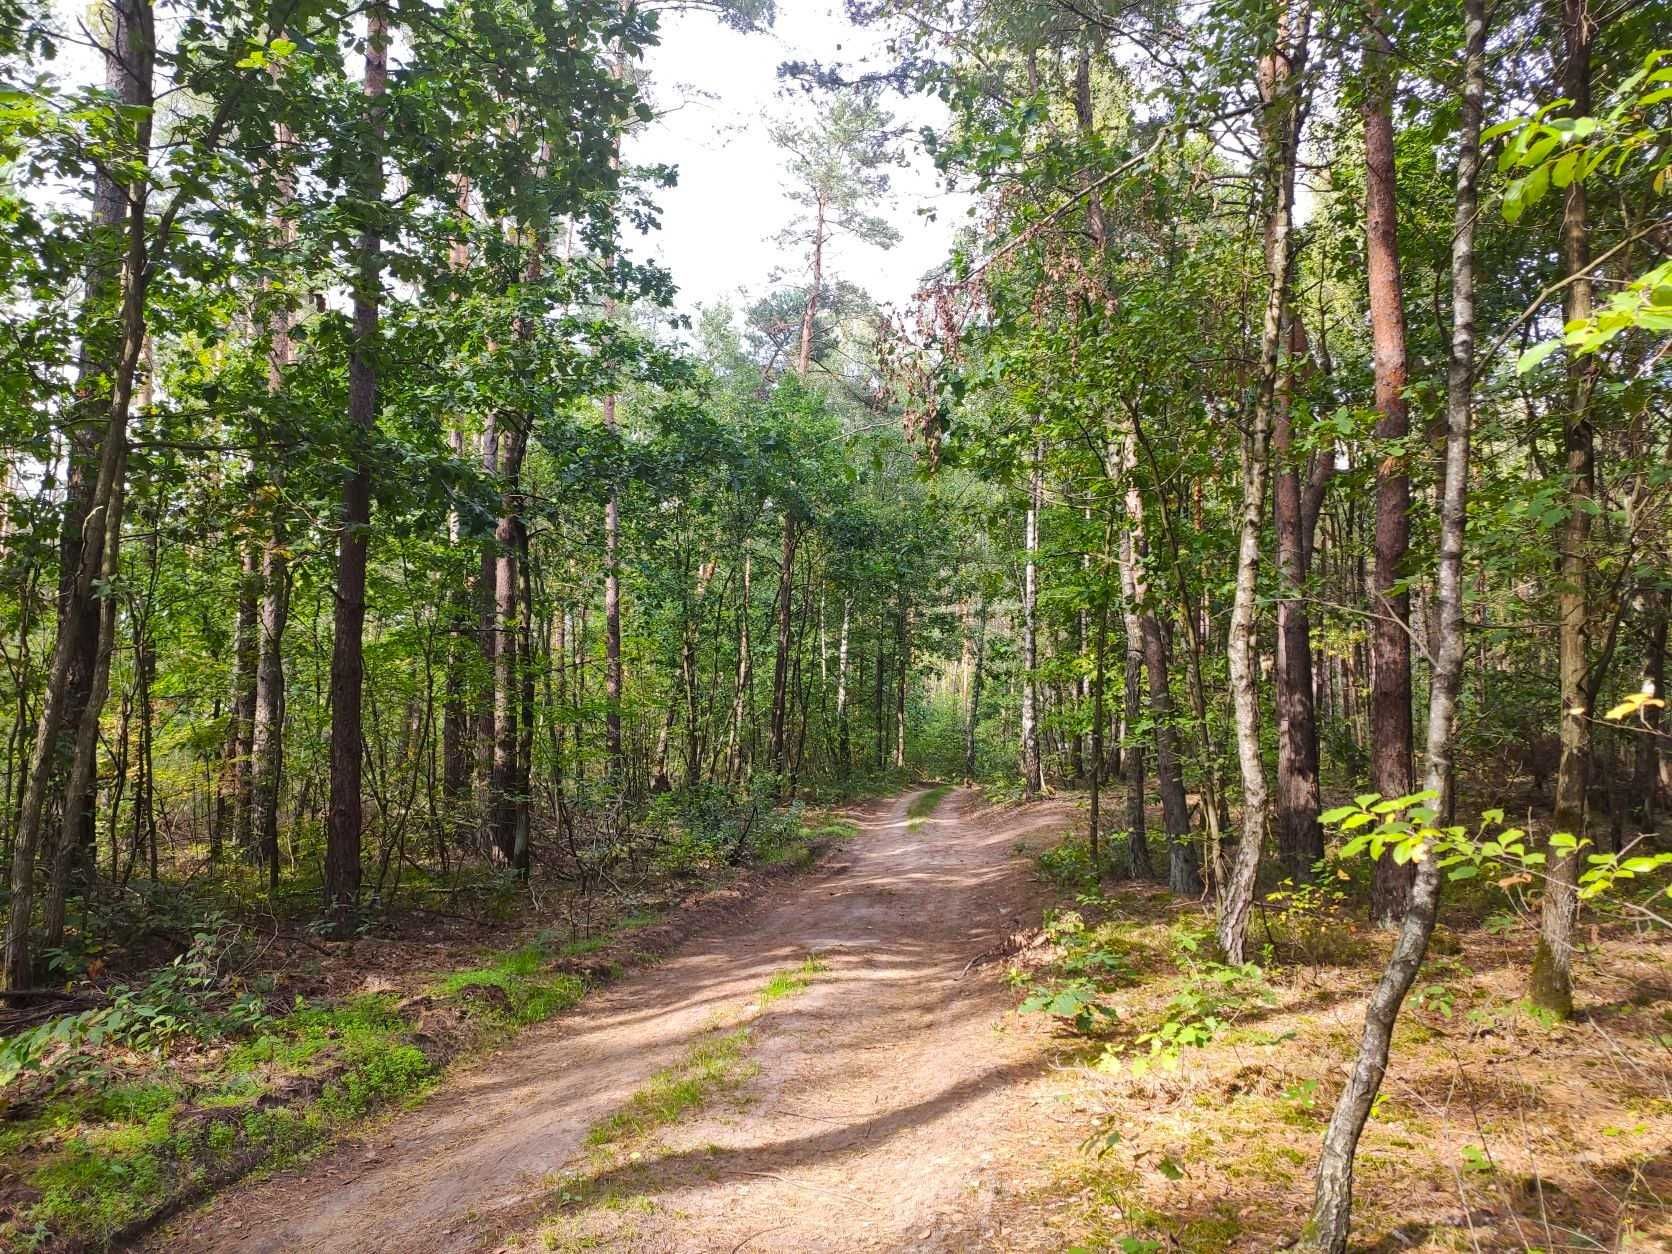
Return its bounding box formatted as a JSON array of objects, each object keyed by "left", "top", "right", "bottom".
[{"left": 146, "top": 787, "right": 1081, "bottom": 1254}]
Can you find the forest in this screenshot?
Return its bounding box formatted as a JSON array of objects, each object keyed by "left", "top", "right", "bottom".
[{"left": 0, "top": 0, "right": 1669, "bottom": 1249}]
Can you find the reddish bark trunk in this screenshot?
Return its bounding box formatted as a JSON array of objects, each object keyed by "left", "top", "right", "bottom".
[{"left": 1363, "top": 8, "right": 1417, "bottom": 926}]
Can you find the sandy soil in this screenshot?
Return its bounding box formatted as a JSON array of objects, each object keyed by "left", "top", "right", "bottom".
[{"left": 149, "top": 787, "right": 1079, "bottom": 1254}]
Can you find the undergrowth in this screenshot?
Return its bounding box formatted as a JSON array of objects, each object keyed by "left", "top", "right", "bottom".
[{"left": 0, "top": 807, "right": 851, "bottom": 1249}]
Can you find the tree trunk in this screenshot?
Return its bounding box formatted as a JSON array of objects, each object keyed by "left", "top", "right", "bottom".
[
  {"left": 52, "top": 0, "right": 146, "bottom": 921},
  {"left": 873, "top": 640, "right": 886, "bottom": 770},
  {"left": 1021, "top": 442, "right": 1043, "bottom": 796},
  {"left": 488, "top": 431, "right": 529, "bottom": 871},
  {"left": 252, "top": 171, "right": 294, "bottom": 892},
  {"left": 1089, "top": 535, "right": 1110, "bottom": 870},
  {"left": 726, "top": 553, "right": 753, "bottom": 783},
  {"left": 894, "top": 599, "right": 909, "bottom": 770},
  {"left": 1533, "top": 0, "right": 1597, "bottom": 1019},
  {"left": 43, "top": 459, "right": 125, "bottom": 952},
  {"left": 797, "top": 194, "right": 826, "bottom": 377},
  {"left": 1219, "top": 7, "right": 1307, "bottom": 965},
  {"left": 1364, "top": 3, "right": 1417, "bottom": 926},
  {"left": 1273, "top": 319, "right": 1327, "bottom": 883},
  {"left": 836, "top": 594, "right": 853, "bottom": 776},
  {"left": 223, "top": 544, "right": 258, "bottom": 860},
  {"left": 323, "top": 2, "right": 387, "bottom": 931},
  {"left": 1635, "top": 587, "right": 1667, "bottom": 822},
  {"left": 1124, "top": 453, "right": 1199, "bottom": 894},
  {"left": 1307, "top": 3, "right": 1483, "bottom": 1241},
  {"left": 3, "top": 0, "right": 154, "bottom": 994},
  {"left": 603, "top": 395, "right": 624, "bottom": 783},
  {"left": 769, "top": 516, "right": 798, "bottom": 781},
  {"left": 964, "top": 598, "right": 985, "bottom": 782},
  {"left": 1115, "top": 462, "right": 1152, "bottom": 880}
]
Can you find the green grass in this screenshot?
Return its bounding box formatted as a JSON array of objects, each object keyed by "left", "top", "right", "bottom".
[
  {"left": 4, "top": 936, "right": 597, "bottom": 1248},
  {"left": 907, "top": 784, "right": 953, "bottom": 828},
  {"left": 802, "top": 817, "right": 859, "bottom": 841},
  {"left": 585, "top": 1028, "right": 755, "bottom": 1149},
  {"left": 757, "top": 955, "right": 827, "bottom": 1007},
  {"left": 429, "top": 941, "right": 586, "bottom": 1025},
  {"left": 581, "top": 956, "right": 828, "bottom": 1156}
]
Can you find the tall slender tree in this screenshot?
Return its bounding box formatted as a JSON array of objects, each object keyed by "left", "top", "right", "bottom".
[
  {"left": 1363, "top": 1, "right": 1417, "bottom": 927},
  {"left": 323, "top": 1, "right": 388, "bottom": 928},
  {"left": 1308, "top": 1, "right": 1486, "bottom": 1242}
]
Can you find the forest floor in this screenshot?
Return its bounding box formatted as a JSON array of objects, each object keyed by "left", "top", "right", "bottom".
[{"left": 137, "top": 787, "right": 1671, "bottom": 1254}]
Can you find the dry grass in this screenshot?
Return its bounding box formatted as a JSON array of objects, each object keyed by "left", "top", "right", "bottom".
[{"left": 1006, "top": 883, "right": 1672, "bottom": 1252}]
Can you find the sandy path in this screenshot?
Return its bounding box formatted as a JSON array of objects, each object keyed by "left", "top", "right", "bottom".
[{"left": 152, "top": 788, "right": 1075, "bottom": 1253}]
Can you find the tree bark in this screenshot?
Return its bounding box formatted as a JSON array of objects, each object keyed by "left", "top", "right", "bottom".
[
  {"left": 1123, "top": 450, "right": 1199, "bottom": 893},
  {"left": 487, "top": 433, "right": 529, "bottom": 870},
  {"left": 796, "top": 193, "right": 826, "bottom": 377},
  {"left": 725, "top": 553, "right": 753, "bottom": 783},
  {"left": 1533, "top": 0, "right": 1597, "bottom": 1018},
  {"left": 1364, "top": 3, "right": 1417, "bottom": 926},
  {"left": 323, "top": 2, "right": 387, "bottom": 931},
  {"left": 222, "top": 544, "right": 258, "bottom": 860},
  {"left": 1307, "top": 2, "right": 1483, "bottom": 1242},
  {"left": 894, "top": 599, "right": 909, "bottom": 769},
  {"left": 603, "top": 394, "right": 624, "bottom": 782},
  {"left": 1635, "top": 586, "right": 1667, "bottom": 822},
  {"left": 1219, "top": 6, "right": 1307, "bottom": 964},
  {"left": 3, "top": 0, "right": 154, "bottom": 994},
  {"left": 964, "top": 597, "right": 985, "bottom": 782},
  {"left": 769, "top": 516, "right": 798, "bottom": 782},
  {"left": 837, "top": 593, "right": 853, "bottom": 777},
  {"left": 1273, "top": 318, "right": 1328, "bottom": 882},
  {"left": 1021, "top": 442, "right": 1043, "bottom": 796},
  {"left": 252, "top": 147, "right": 294, "bottom": 893},
  {"left": 43, "top": 456, "right": 124, "bottom": 953},
  {"left": 1114, "top": 455, "right": 1152, "bottom": 880}
]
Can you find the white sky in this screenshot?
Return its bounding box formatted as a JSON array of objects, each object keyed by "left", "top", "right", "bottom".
[
  {"left": 631, "top": 1, "right": 969, "bottom": 319},
  {"left": 39, "top": 1, "right": 966, "bottom": 317}
]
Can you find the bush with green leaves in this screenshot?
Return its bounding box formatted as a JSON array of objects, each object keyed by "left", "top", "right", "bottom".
[
  {"left": 1113, "top": 925, "right": 1274, "bottom": 1075},
  {"left": 1018, "top": 910, "right": 1127, "bottom": 1033},
  {"left": 1320, "top": 789, "right": 1672, "bottom": 908},
  {"left": 1, "top": 924, "right": 271, "bottom": 1090}
]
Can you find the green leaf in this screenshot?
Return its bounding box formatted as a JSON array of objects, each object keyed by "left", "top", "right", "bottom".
[{"left": 1518, "top": 340, "right": 1562, "bottom": 373}]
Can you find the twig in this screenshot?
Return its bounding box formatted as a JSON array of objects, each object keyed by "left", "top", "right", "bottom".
[
  {"left": 729, "top": 1171, "right": 865, "bottom": 1204},
  {"left": 731, "top": 1225, "right": 787, "bottom": 1252}
]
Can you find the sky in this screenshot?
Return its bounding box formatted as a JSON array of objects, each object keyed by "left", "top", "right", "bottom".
[
  {"left": 38, "top": 0, "right": 968, "bottom": 318},
  {"left": 630, "top": 1, "right": 970, "bottom": 320}
]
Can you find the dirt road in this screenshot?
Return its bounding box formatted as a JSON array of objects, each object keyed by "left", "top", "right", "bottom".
[{"left": 153, "top": 788, "right": 1076, "bottom": 1253}]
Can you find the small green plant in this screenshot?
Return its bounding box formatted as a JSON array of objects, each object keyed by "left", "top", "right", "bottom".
[
  {"left": 1110, "top": 926, "right": 1274, "bottom": 1075},
  {"left": 757, "top": 955, "right": 826, "bottom": 1007},
  {"left": 1019, "top": 911, "right": 1132, "bottom": 1033},
  {"left": 1413, "top": 983, "right": 1455, "bottom": 1020},
  {"left": 1037, "top": 837, "right": 1101, "bottom": 890},
  {"left": 0, "top": 925, "right": 271, "bottom": 1089},
  {"left": 1263, "top": 874, "right": 1365, "bottom": 966},
  {"left": 1020, "top": 979, "right": 1118, "bottom": 1033}
]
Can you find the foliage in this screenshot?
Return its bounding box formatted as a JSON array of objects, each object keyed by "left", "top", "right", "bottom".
[{"left": 1321, "top": 791, "right": 1672, "bottom": 908}]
